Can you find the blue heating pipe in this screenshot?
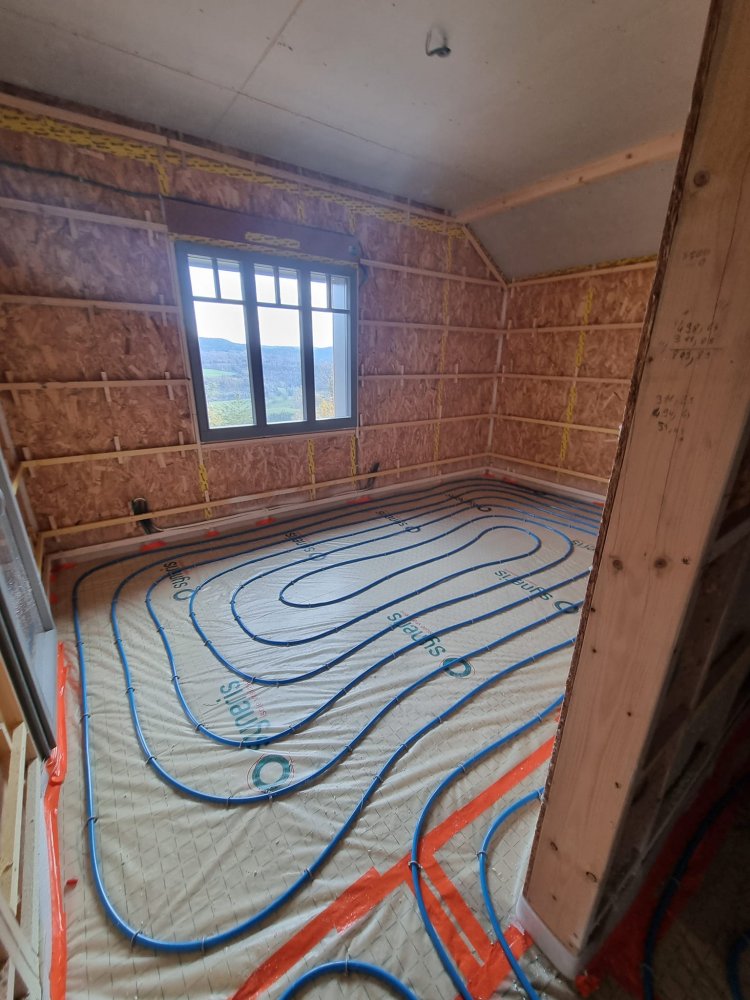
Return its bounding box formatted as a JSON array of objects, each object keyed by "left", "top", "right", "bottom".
[
  {"left": 478, "top": 789, "right": 545, "bottom": 1000},
  {"left": 69, "top": 479, "right": 597, "bottom": 953},
  {"left": 277, "top": 959, "right": 420, "bottom": 999},
  {"left": 410, "top": 700, "right": 562, "bottom": 999}
]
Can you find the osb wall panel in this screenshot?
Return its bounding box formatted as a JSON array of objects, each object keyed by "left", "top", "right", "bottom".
[
  {"left": 0, "top": 210, "right": 173, "bottom": 302},
  {"left": 4, "top": 385, "right": 194, "bottom": 458},
  {"left": 497, "top": 266, "right": 656, "bottom": 492},
  {"left": 0, "top": 306, "right": 185, "bottom": 381},
  {"left": 0, "top": 99, "right": 502, "bottom": 549},
  {"left": 507, "top": 266, "right": 656, "bottom": 328}
]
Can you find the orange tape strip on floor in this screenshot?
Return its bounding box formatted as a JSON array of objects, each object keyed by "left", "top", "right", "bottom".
[
  {"left": 409, "top": 877, "right": 482, "bottom": 982},
  {"left": 462, "top": 926, "right": 534, "bottom": 1000},
  {"left": 424, "top": 858, "right": 493, "bottom": 957},
  {"left": 231, "top": 736, "right": 554, "bottom": 999},
  {"left": 44, "top": 644, "right": 69, "bottom": 1000}
]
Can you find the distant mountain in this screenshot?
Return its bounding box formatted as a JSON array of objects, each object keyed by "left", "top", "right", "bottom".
[{"left": 198, "top": 338, "right": 333, "bottom": 412}]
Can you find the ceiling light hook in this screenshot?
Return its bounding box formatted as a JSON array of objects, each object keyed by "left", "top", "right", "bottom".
[{"left": 426, "top": 26, "right": 451, "bottom": 58}]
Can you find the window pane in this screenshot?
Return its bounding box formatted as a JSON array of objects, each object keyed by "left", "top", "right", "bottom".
[
  {"left": 278, "top": 267, "right": 299, "bottom": 305},
  {"left": 313, "top": 311, "right": 350, "bottom": 419},
  {"left": 254, "top": 264, "right": 276, "bottom": 303},
  {"left": 193, "top": 301, "right": 254, "bottom": 429},
  {"left": 217, "top": 259, "right": 243, "bottom": 300},
  {"left": 310, "top": 272, "right": 328, "bottom": 308},
  {"left": 257, "top": 306, "right": 304, "bottom": 423},
  {"left": 331, "top": 274, "right": 349, "bottom": 310},
  {"left": 188, "top": 255, "right": 216, "bottom": 298}
]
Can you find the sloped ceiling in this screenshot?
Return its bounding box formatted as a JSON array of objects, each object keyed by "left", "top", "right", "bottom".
[{"left": 0, "top": 0, "right": 710, "bottom": 276}]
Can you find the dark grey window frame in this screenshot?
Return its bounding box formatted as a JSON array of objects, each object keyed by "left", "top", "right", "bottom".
[{"left": 175, "top": 241, "right": 358, "bottom": 443}]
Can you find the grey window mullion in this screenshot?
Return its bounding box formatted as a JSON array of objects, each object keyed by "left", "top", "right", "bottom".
[
  {"left": 241, "top": 259, "right": 268, "bottom": 428},
  {"left": 299, "top": 266, "right": 317, "bottom": 425}
]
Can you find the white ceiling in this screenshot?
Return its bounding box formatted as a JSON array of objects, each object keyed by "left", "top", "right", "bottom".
[{"left": 0, "top": 0, "right": 710, "bottom": 276}]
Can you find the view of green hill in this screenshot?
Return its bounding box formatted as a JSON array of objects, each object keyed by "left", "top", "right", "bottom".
[{"left": 199, "top": 338, "right": 333, "bottom": 426}]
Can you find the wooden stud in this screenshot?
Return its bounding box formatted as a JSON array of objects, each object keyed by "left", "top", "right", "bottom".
[
  {"left": 524, "top": 0, "right": 750, "bottom": 960},
  {"left": 458, "top": 132, "right": 683, "bottom": 222}
]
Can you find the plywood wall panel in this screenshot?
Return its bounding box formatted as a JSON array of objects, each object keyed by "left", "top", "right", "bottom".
[
  {"left": 309, "top": 434, "right": 353, "bottom": 485},
  {"left": 358, "top": 326, "right": 442, "bottom": 376},
  {"left": 502, "top": 331, "right": 579, "bottom": 378},
  {"left": 497, "top": 379, "right": 571, "bottom": 422},
  {"left": 451, "top": 236, "right": 494, "bottom": 280},
  {"left": 358, "top": 424, "right": 433, "bottom": 476},
  {"left": 359, "top": 269, "right": 445, "bottom": 325},
  {"left": 446, "top": 282, "right": 504, "bottom": 329},
  {"left": 0, "top": 163, "right": 162, "bottom": 224},
  {"left": 204, "top": 438, "right": 310, "bottom": 500},
  {"left": 0, "top": 128, "right": 160, "bottom": 198},
  {"left": 437, "top": 417, "right": 489, "bottom": 460},
  {"left": 0, "top": 306, "right": 185, "bottom": 381},
  {"left": 443, "top": 330, "right": 499, "bottom": 373},
  {"left": 0, "top": 210, "right": 172, "bottom": 302},
  {"left": 25, "top": 452, "right": 204, "bottom": 528},
  {"left": 564, "top": 430, "right": 618, "bottom": 479},
  {"left": 355, "top": 214, "right": 409, "bottom": 266},
  {"left": 441, "top": 378, "right": 494, "bottom": 418},
  {"left": 578, "top": 329, "right": 641, "bottom": 379},
  {"left": 508, "top": 266, "right": 656, "bottom": 328},
  {"left": 572, "top": 385, "right": 629, "bottom": 429},
  {"left": 4, "top": 386, "right": 194, "bottom": 457},
  {"left": 358, "top": 379, "right": 439, "bottom": 424}
]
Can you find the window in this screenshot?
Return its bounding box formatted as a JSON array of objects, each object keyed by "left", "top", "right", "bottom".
[{"left": 176, "top": 243, "right": 357, "bottom": 441}]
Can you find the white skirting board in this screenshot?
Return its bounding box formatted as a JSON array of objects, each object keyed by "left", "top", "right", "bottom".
[{"left": 516, "top": 892, "right": 588, "bottom": 980}]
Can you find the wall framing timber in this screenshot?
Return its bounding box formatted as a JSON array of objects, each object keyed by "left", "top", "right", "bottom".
[{"left": 522, "top": 0, "right": 750, "bottom": 969}]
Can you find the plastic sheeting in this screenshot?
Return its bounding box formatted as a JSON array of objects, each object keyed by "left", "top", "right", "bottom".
[{"left": 53, "top": 477, "right": 601, "bottom": 998}]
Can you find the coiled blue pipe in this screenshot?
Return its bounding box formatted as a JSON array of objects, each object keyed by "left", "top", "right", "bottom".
[{"left": 70, "top": 478, "right": 598, "bottom": 957}]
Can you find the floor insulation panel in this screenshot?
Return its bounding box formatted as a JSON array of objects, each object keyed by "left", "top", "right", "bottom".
[{"left": 53, "top": 477, "right": 604, "bottom": 999}]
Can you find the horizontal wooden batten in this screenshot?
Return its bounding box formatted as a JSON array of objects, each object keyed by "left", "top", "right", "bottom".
[
  {"left": 499, "top": 372, "right": 632, "bottom": 385},
  {"left": 358, "top": 319, "right": 503, "bottom": 335},
  {"left": 490, "top": 452, "right": 610, "bottom": 484},
  {"left": 13, "top": 413, "right": 489, "bottom": 477},
  {"left": 361, "top": 258, "right": 502, "bottom": 287},
  {"left": 459, "top": 132, "right": 682, "bottom": 223},
  {"left": 0, "top": 378, "right": 189, "bottom": 393},
  {"left": 0, "top": 195, "right": 166, "bottom": 232},
  {"left": 360, "top": 372, "right": 494, "bottom": 382},
  {"left": 0, "top": 294, "right": 179, "bottom": 314},
  {"left": 511, "top": 259, "right": 657, "bottom": 289},
  {"left": 496, "top": 414, "right": 620, "bottom": 435},
  {"left": 38, "top": 452, "right": 490, "bottom": 540},
  {"left": 505, "top": 322, "right": 643, "bottom": 335}
]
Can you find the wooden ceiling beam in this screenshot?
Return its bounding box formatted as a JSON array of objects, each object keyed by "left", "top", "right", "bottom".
[{"left": 458, "top": 132, "right": 683, "bottom": 224}]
